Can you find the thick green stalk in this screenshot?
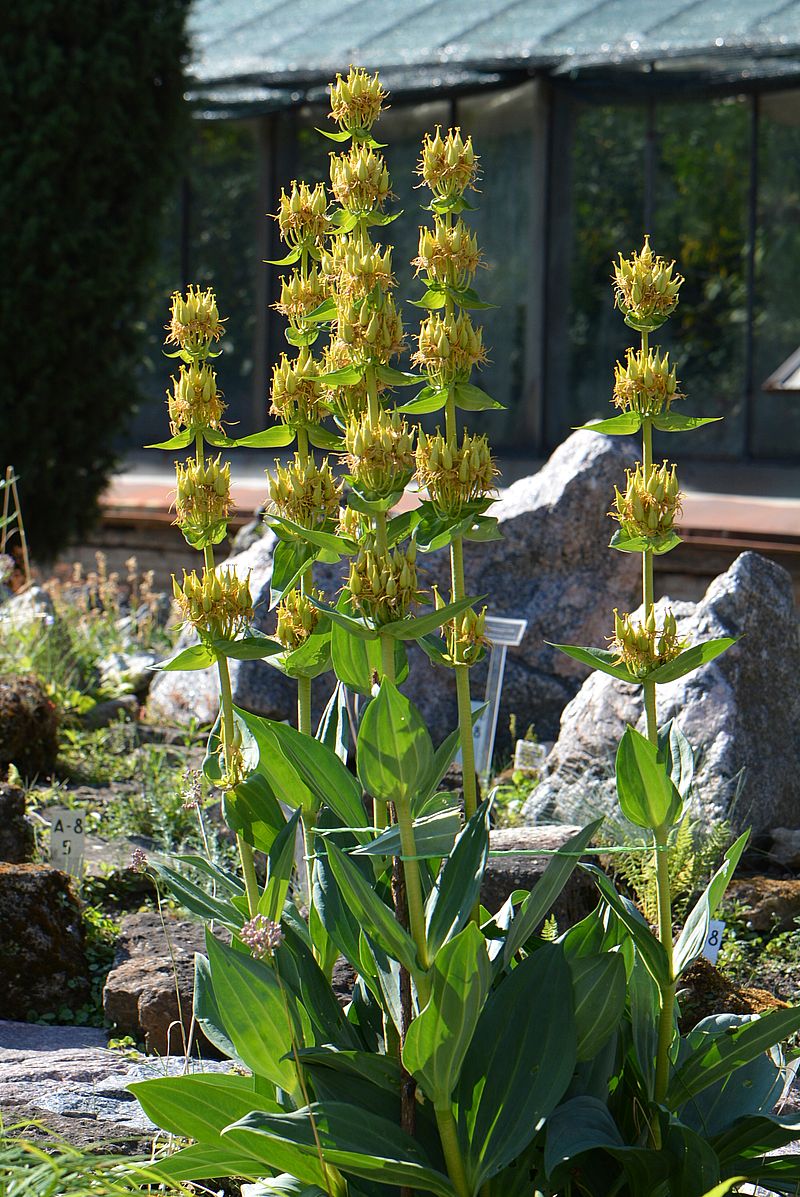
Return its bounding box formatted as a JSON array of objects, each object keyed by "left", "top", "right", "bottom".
[
  {"left": 434, "top": 1105, "right": 471, "bottom": 1197},
  {"left": 366, "top": 362, "right": 380, "bottom": 424},
  {"left": 450, "top": 534, "right": 478, "bottom": 822},
  {"left": 395, "top": 796, "right": 431, "bottom": 989},
  {"left": 380, "top": 631, "right": 395, "bottom": 683}
]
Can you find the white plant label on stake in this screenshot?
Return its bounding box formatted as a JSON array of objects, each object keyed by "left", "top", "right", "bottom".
[
  {"left": 702, "top": 918, "right": 725, "bottom": 965},
  {"left": 48, "top": 807, "right": 85, "bottom": 877}
]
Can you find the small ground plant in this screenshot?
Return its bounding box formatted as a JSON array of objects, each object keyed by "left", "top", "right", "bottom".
[{"left": 124, "top": 71, "right": 800, "bottom": 1197}]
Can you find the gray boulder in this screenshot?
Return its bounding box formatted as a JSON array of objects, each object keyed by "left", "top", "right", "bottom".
[
  {"left": 0, "top": 784, "right": 35, "bottom": 862},
  {"left": 523, "top": 552, "right": 800, "bottom": 835},
  {"left": 149, "top": 431, "right": 638, "bottom": 744}
]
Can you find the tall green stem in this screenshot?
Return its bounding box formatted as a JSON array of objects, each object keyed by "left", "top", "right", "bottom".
[
  {"left": 395, "top": 797, "right": 431, "bottom": 988},
  {"left": 450, "top": 534, "right": 478, "bottom": 822},
  {"left": 435, "top": 1105, "right": 471, "bottom": 1197},
  {"left": 380, "top": 632, "right": 395, "bottom": 683}
]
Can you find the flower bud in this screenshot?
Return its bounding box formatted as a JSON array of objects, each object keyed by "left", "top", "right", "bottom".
[
  {"left": 276, "top": 181, "right": 329, "bottom": 248},
  {"left": 167, "top": 361, "right": 225, "bottom": 435},
  {"left": 418, "top": 127, "right": 480, "bottom": 198},
  {"left": 173, "top": 566, "right": 253, "bottom": 641},
  {"left": 329, "top": 66, "right": 387, "bottom": 134},
  {"left": 173, "top": 454, "right": 232, "bottom": 537},
  {"left": 613, "top": 347, "right": 682, "bottom": 418},
  {"left": 613, "top": 237, "right": 684, "bottom": 328},
  {"left": 267, "top": 454, "right": 341, "bottom": 529},
  {"left": 166, "top": 286, "right": 225, "bottom": 358},
  {"left": 348, "top": 536, "right": 421, "bottom": 627},
  {"left": 330, "top": 145, "right": 391, "bottom": 212},
  {"left": 274, "top": 266, "right": 328, "bottom": 325},
  {"left": 413, "top": 312, "right": 486, "bottom": 386},
  {"left": 413, "top": 219, "right": 481, "bottom": 288},
  {"left": 270, "top": 347, "right": 323, "bottom": 425},
  {"left": 609, "top": 604, "right": 685, "bottom": 678},
  {"left": 415, "top": 429, "right": 496, "bottom": 516},
  {"left": 275, "top": 587, "right": 322, "bottom": 650},
  {"left": 345, "top": 408, "right": 415, "bottom": 498},
  {"left": 610, "top": 461, "right": 682, "bottom": 542}
]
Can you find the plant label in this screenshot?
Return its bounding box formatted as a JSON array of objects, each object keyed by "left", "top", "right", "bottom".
[
  {"left": 702, "top": 918, "right": 725, "bottom": 965},
  {"left": 47, "top": 807, "right": 86, "bottom": 877}
]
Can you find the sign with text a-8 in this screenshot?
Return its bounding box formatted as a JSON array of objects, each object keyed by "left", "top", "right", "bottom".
[{"left": 47, "top": 808, "right": 86, "bottom": 877}]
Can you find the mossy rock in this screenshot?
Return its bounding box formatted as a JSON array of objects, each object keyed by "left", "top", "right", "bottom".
[{"left": 0, "top": 673, "right": 59, "bottom": 781}]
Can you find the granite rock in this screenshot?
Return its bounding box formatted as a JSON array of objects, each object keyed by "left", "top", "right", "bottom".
[
  {"left": 523, "top": 552, "right": 800, "bottom": 834},
  {"left": 149, "top": 431, "right": 639, "bottom": 745}
]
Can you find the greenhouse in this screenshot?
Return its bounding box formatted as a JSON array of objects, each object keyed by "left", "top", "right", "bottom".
[{"left": 132, "top": 0, "right": 800, "bottom": 463}]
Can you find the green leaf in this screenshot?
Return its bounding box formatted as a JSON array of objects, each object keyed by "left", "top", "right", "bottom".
[
  {"left": 260, "top": 807, "right": 301, "bottom": 923},
  {"left": 504, "top": 821, "right": 603, "bottom": 964},
  {"left": 307, "top": 424, "right": 344, "bottom": 451},
  {"left": 193, "top": 953, "right": 240, "bottom": 1062},
  {"left": 544, "top": 1095, "right": 623, "bottom": 1177},
  {"left": 270, "top": 537, "right": 317, "bottom": 608},
  {"left": 658, "top": 719, "right": 695, "bottom": 799},
  {"left": 673, "top": 831, "right": 749, "bottom": 976},
  {"left": 146, "top": 428, "right": 194, "bottom": 450},
  {"left": 648, "top": 637, "right": 737, "bottom": 683},
  {"left": 271, "top": 627, "right": 332, "bottom": 680},
  {"left": 179, "top": 517, "right": 229, "bottom": 549},
  {"left": 609, "top": 528, "right": 683, "bottom": 555},
  {"left": 308, "top": 595, "right": 377, "bottom": 640},
  {"left": 711, "top": 1113, "right": 800, "bottom": 1165},
  {"left": 234, "top": 426, "right": 296, "bottom": 449},
  {"left": 295, "top": 1045, "right": 400, "bottom": 1096},
  {"left": 331, "top": 614, "right": 407, "bottom": 693},
  {"left": 464, "top": 514, "right": 502, "bottom": 543},
  {"left": 375, "top": 363, "right": 419, "bottom": 386},
  {"left": 319, "top": 364, "right": 364, "bottom": 386},
  {"left": 223, "top": 770, "right": 287, "bottom": 856},
  {"left": 265, "top": 513, "right": 356, "bottom": 557},
  {"left": 409, "top": 286, "right": 447, "bottom": 310},
  {"left": 570, "top": 953, "right": 627, "bottom": 1061},
  {"left": 403, "top": 923, "right": 491, "bottom": 1106},
  {"left": 152, "top": 863, "right": 243, "bottom": 929},
  {"left": 457, "top": 943, "right": 577, "bottom": 1190},
  {"left": 212, "top": 633, "right": 283, "bottom": 661},
  {"left": 303, "top": 296, "right": 337, "bottom": 323},
  {"left": 398, "top": 385, "right": 449, "bottom": 414},
  {"left": 285, "top": 325, "right": 320, "bottom": 348},
  {"left": 266, "top": 247, "right": 302, "bottom": 266},
  {"left": 547, "top": 642, "right": 638, "bottom": 684},
  {"left": 205, "top": 932, "right": 301, "bottom": 1097},
  {"left": 426, "top": 801, "right": 491, "bottom": 958},
  {"left": 151, "top": 642, "right": 217, "bottom": 671},
  {"left": 450, "top": 285, "right": 496, "bottom": 310},
  {"left": 453, "top": 381, "right": 504, "bottom": 411},
  {"left": 357, "top": 679, "right": 434, "bottom": 806},
  {"left": 616, "top": 725, "right": 683, "bottom": 830},
  {"left": 351, "top": 806, "right": 461, "bottom": 861},
  {"left": 146, "top": 1142, "right": 262, "bottom": 1184},
  {"left": 414, "top": 507, "right": 476, "bottom": 554},
  {"left": 130, "top": 1071, "right": 273, "bottom": 1149},
  {"left": 226, "top": 1102, "right": 456, "bottom": 1197},
  {"left": 382, "top": 594, "right": 485, "bottom": 641},
  {"left": 666, "top": 1123, "right": 721, "bottom": 1197},
  {"left": 576, "top": 412, "right": 643, "bottom": 435},
  {"left": 265, "top": 718, "right": 368, "bottom": 832},
  {"left": 315, "top": 126, "right": 351, "bottom": 142},
  {"left": 583, "top": 864, "right": 670, "bottom": 989},
  {"left": 325, "top": 840, "right": 419, "bottom": 975},
  {"left": 652, "top": 412, "right": 722, "bottom": 432},
  {"left": 666, "top": 1007, "right": 800, "bottom": 1109}
]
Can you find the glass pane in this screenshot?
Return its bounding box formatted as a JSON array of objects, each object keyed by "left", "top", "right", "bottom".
[
  {"left": 554, "top": 99, "right": 646, "bottom": 445},
  {"left": 653, "top": 95, "right": 749, "bottom": 459},
  {"left": 752, "top": 90, "right": 800, "bottom": 459}
]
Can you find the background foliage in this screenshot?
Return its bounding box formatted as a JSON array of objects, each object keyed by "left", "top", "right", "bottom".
[{"left": 0, "top": 0, "right": 190, "bottom": 556}]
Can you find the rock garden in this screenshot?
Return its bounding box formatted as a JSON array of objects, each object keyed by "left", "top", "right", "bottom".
[{"left": 2, "top": 67, "right": 800, "bottom": 1197}]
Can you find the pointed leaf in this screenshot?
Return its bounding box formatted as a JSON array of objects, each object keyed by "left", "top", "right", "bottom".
[
  {"left": 570, "top": 952, "right": 627, "bottom": 1061},
  {"left": 382, "top": 594, "right": 485, "bottom": 641},
  {"left": 375, "top": 364, "right": 419, "bottom": 386},
  {"left": 264, "top": 717, "right": 367, "bottom": 832},
  {"left": 146, "top": 429, "right": 195, "bottom": 450},
  {"left": 547, "top": 642, "right": 638, "bottom": 683},
  {"left": 398, "top": 386, "right": 449, "bottom": 414},
  {"left": 674, "top": 831, "right": 749, "bottom": 976},
  {"left": 213, "top": 633, "right": 283, "bottom": 661},
  {"left": 351, "top": 806, "right": 461, "bottom": 860},
  {"left": 426, "top": 801, "right": 490, "bottom": 957},
  {"left": 610, "top": 528, "right": 682, "bottom": 555},
  {"left": 576, "top": 413, "right": 643, "bottom": 435},
  {"left": 226, "top": 1102, "right": 456, "bottom": 1197},
  {"left": 325, "top": 840, "right": 419, "bottom": 975},
  {"left": 357, "top": 679, "right": 434, "bottom": 806},
  {"left": 453, "top": 382, "right": 504, "bottom": 411},
  {"left": 583, "top": 864, "right": 670, "bottom": 989},
  {"left": 151, "top": 642, "right": 217, "bottom": 671},
  {"left": 648, "top": 637, "right": 736, "bottom": 683},
  {"left": 307, "top": 424, "right": 344, "bottom": 451},
  {"left": 652, "top": 412, "right": 722, "bottom": 432},
  {"left": 504, "top": 820, "right": 602, "bottom": 964},
  {"left": 616, "top": 725, "right": 683, "bottom": 830},
  {"left": 234, "top": 426, "right": 296, "bottom": 449}
]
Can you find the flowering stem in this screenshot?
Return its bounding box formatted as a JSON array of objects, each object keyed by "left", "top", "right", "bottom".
[
  {"left": 380, "top": 632, "right": 395, "bottom": 683},
  {"left": 449, "top": 528, "right": 478, "bottom": 823},
  {"left": 395, "top": 796, "right": 431, "bottom": 989},
  {"left": 218, "top": 648, "right": 260, "bottom": 918},
  {"left": 366, "top": 363, "right": 380, "bottom": 424}
]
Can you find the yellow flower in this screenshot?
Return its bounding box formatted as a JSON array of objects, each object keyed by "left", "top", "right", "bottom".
[
  {"left": 270, "top": 348, "right": 323, "bottom": 426},
  {"left": 609, "top": 605, "right": 685, "bottom": 678},
  {"left": 330, "top": 145, "right": 391, "bottom": 212},
  {"left": 613, "top": 347, "right": 681, "bottom": 418},
  {"left": 418, "top": 127, "right": 479, "bottom": 199},
  {"left": 610, "top": 461, "right": 682, "bottom": 541},
  {"left": 174, "top": 455, "right": 232, "bottom": 530},
  {"left": 329, "top": 66, "right": 387, "bottom": 134},
  {"left": 415, "top": 429, "right": 496, "bottom": 516},
  {"left": 345, "top": 408, "right": 415, "bottom": 498},
  {"left": 276, "top": 181, "right": 329, "bottom": 248},
  {"left": 349, "top": 537, "right": 420, "bottom": 627},
  {"left": 613, "top": 237, "right": 683, "bottom": 328},
  {"left": 413, "top": 220, "right": 481, "bottom": 288},
  {"left": 413, "top": 311, "right": 486, "bottom": 386},
  {"left": 167, "top": 362, "right": 225, "bottom": 435},
  {"left": 275, "top": 587, "right": 323, "bottom": 650},
  {"left": 172, "top": 566, "right": 253, "bottom": 641},
  {"left": 166, "top": 286, "right": 224, "bottom": 357},
  {"left": 267, "top": 454, "right": 341, "bottom": 528}
]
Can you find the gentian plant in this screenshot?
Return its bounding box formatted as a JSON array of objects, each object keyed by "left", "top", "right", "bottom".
[{"left": 132, "top": 76, "right": 800, "bottom": 1197}]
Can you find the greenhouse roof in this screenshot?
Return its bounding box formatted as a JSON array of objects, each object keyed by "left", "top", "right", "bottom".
[{"left": 188, "top": 0, "right": 800, "bottom": 116}]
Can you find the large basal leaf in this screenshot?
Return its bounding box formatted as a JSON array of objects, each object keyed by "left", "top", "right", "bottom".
[
  {"left": 710, "top": 1112, "right": 800, "bottom": 1166},
  {"left": 193, "top": 952, "right": 241, "bottom": 1063},
  {"left": 312, "top": 850, "right": 367, "bottom": 975},
  {"left": 403, "top": 923, "right": 491, "bottom": 1107},
  {"left": 205, "top": 932, "right": 302, "bottom": 1097},
  {"left": 665, "top": 1123, "right": 720, "bottom": 1197},
  {"left": 544, "top": 1095, "right": 624, "bottom": 1178},
  {"left": 152, "top": 862, "right": 243, "bottom": 929},
  {"left": 223, "top": 770, "right": 287, "bottom": 856},
  {"left": 356, "top": 679, "right": 434, "bottom": 806},
  {"left": 570, "top": 952, "right": 627, "bottom": 1062},
  {"left": 616, "top": 725, "right": 683, "bottom": 830},
  {"left": 456, "top": 942, "right": 577, "bottom": 1190},
  {"left": 260, "top": 807, "right": 301, "bottom": 923},
  {"left": 130, "top": 1071, "right": 276, "bottom": 1149},
  {"left": 666, "top": 1007, "right": 800, "bottom": 1110},
  {"left": 279, "top": 924, "right": 361, "bottom": 1052},
  {"left": 325, "top": 840, "right": 420, "bottom": 975},
  {"left": 503, "top": 820, "right": 602, "bottom": 964},
  {"left": 225, "top": 1102, "right": 456, "bottom": 1197},
  {"left": 148, "top": 1142, "right": 263, "bottom": 1184},
  {"left": 673, "top": 831, "right": 749, "bottom": 977},
  {"left": 425, "top": 801, "right": 491, "bottom": 958},
  {"left": 331, "top": 615, "right": 407, "bottom": 694}
]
